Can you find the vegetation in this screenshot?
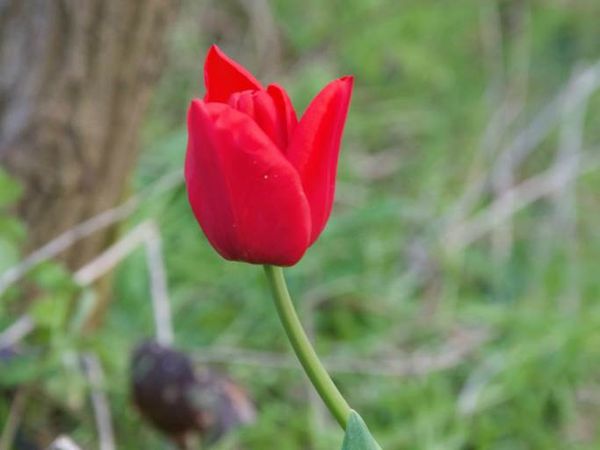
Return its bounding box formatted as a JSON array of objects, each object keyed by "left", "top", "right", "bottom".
[{"left": 2, "top": 0, "right": 600, "bottom": 448}]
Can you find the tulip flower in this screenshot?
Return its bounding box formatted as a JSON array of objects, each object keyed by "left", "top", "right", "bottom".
[
  {"left": 185, "top": 46, "right": 380, "bottom": 448},
  {"left": 185, "top": 45, "right": 353, "bottom": 266}
]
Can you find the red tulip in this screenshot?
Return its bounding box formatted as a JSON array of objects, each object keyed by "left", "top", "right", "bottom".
[{"left": 185, "top": 45, "right": 353, "bottom": 266}]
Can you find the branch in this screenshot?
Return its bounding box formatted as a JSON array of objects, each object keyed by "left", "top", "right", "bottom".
[
  {"left": 443, "top": 152, "right": 600, "bottom": 251},
  {"left": 73, "top": 222, "right": 153, "bottom": 285},
  {"left": 193, "top": 329, "right": 489, "bottom": 378},
  {"left": 549, "top": 64, "right": 598, "bottom": 308},
  {"left": 0, "top": 170, "right": 182, "bottom": 297},
  {"left": 48, "top": 436, "right": 82, "bottom": 450},
  {"left": 82, "top": 354, "right": 115, "bottom": 450},
  {"left": 491, "top": 60, "right": 600, "bottom": 186},
  {"left": 74, "top": 220, "right": 173, "bottom": 344},
  {"left": 444, "top": 60, "right": 600, "bottom": 233},
  {"left": 1, "top": 220, "right": 175, "bottom": 348},
  {"left": 0, "top": 314, "right": 34, "bottom": 350},
  {"left": 143, "top": 223, "right": 174, "bottom": 346},
  {"left": 0, "top": 387, "right": 29, "bottom": 450}
]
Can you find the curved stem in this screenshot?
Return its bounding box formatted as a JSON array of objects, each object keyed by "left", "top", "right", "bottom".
[{"left": 263, "top": 265, "right": 351, "bottom": 428}]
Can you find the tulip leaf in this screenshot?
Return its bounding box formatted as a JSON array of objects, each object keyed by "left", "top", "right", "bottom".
[{"left": 341, "top": 410, "right": 382, "bottom": 450}]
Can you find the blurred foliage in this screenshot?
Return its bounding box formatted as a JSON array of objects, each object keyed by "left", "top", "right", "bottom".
[{"left": 2, "top": 0, "right": 600, "bottom": 449}]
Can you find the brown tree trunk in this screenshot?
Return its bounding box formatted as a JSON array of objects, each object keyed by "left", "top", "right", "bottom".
[{"left": 0, "top": 0, "right": 177, "bottom": 272}]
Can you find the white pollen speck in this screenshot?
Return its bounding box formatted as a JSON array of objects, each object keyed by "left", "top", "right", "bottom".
[{"left": 263, "top": 174, "right": 269, "bottom": 180}]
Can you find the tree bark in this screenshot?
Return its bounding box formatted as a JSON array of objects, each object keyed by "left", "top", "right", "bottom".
[{"left": 0, "top": 0, "right": 177, "bottom": 271}]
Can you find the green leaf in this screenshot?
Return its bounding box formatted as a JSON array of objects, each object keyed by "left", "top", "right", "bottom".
[
  {"left": 31, "top": 295, "right": 70, "bottom": 331},
  {"left": 0, "top": 215, "right": 26, "bottom": 242},
  {"left": 0, "top": 351, "right": 42, "bottom": 386},
  {"left": 341, "top": 410, "right": 382, "bottom": 450},
  {"left": 0, "top": 168, "right": 23, "bottom": 207},
  {"left": 0, "top": 237, "right": 20, "bottom": 272}
]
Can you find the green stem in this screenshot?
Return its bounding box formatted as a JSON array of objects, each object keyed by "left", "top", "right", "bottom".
[{"left": 263, "top": 265, "right": 351, "bottom": 428}]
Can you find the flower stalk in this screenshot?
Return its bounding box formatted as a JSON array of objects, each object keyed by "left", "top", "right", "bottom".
[{"left": 263, "top": 265, "right": 351, "bottom": 428}]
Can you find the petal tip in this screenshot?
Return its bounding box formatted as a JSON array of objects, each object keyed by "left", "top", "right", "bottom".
[
  {"left": 187, "top": 98, "right": 207, "bottom": 122},
  {"left": 338, "top": 75, "right": 354, "bottom": 92},
  {"left": 204, "top": 45, "right": 220, "bottom": 73},
  {"left": 203, "top": 44, "right": 262, "bottom": 103},
  {"left": 205, "top": 44, "right": 223, "bottom": 61}
]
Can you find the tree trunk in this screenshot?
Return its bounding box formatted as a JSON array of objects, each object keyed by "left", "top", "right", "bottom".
[{"left": 0, "top": 0, "right": 176, "bottom": 271}]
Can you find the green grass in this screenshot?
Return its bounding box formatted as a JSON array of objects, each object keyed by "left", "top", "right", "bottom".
[{"left": 2, "top": 0, "right": 600, "bottom": 448}]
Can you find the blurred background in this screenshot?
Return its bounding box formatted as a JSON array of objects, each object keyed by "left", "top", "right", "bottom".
[{"left": 1, "top": 0, "right": 600, "bottom": 448}]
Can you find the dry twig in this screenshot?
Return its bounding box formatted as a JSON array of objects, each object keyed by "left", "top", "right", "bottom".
[
  {"left": 0, "top": 220, "right": 175, "bottom": 352},
  {"left": 0, "top": 170, "right": 181, "bottom": 297},
  {"left": 82, "top": 354, "right": 115, "bottom": 450},
  {"left": 48, "top": 436, "right": 82, "bottom": 450},
  {"left": 443, "top": 152, "right": 600, "bottom": 251},
  {"left": 73, "top": 222, "right": 154, "bottom": 286},
  {"left": 0, "top": 314, "right": 34, "bottom": 350},
  {"left": 0, "top": 387, "right": 29, "bottom": 450},
  {"left": 143, "top": 222, "right": 174, "bottom": 346},
  {"left": 444, "top": 60, "right": 600, "bottom": 242},
  {"left": 193, "top": 329, "right": 488, "bottom": 378}
]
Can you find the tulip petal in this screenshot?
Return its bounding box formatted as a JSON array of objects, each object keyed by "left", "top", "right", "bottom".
[
  {"left": 185, "top": 100, "right": 312, "bottom": 266},
  {"left": 267, "top": 84, "right": 298, "bottom": 149},
  {"left": 204, "top": 45, "right": 262, "bottom": 103},
  {"left": 229, "top": 90, "right": 286, "bottom": 150},
  {"left": 287, "top": 76, "right": 354, "bottom": 244}
]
